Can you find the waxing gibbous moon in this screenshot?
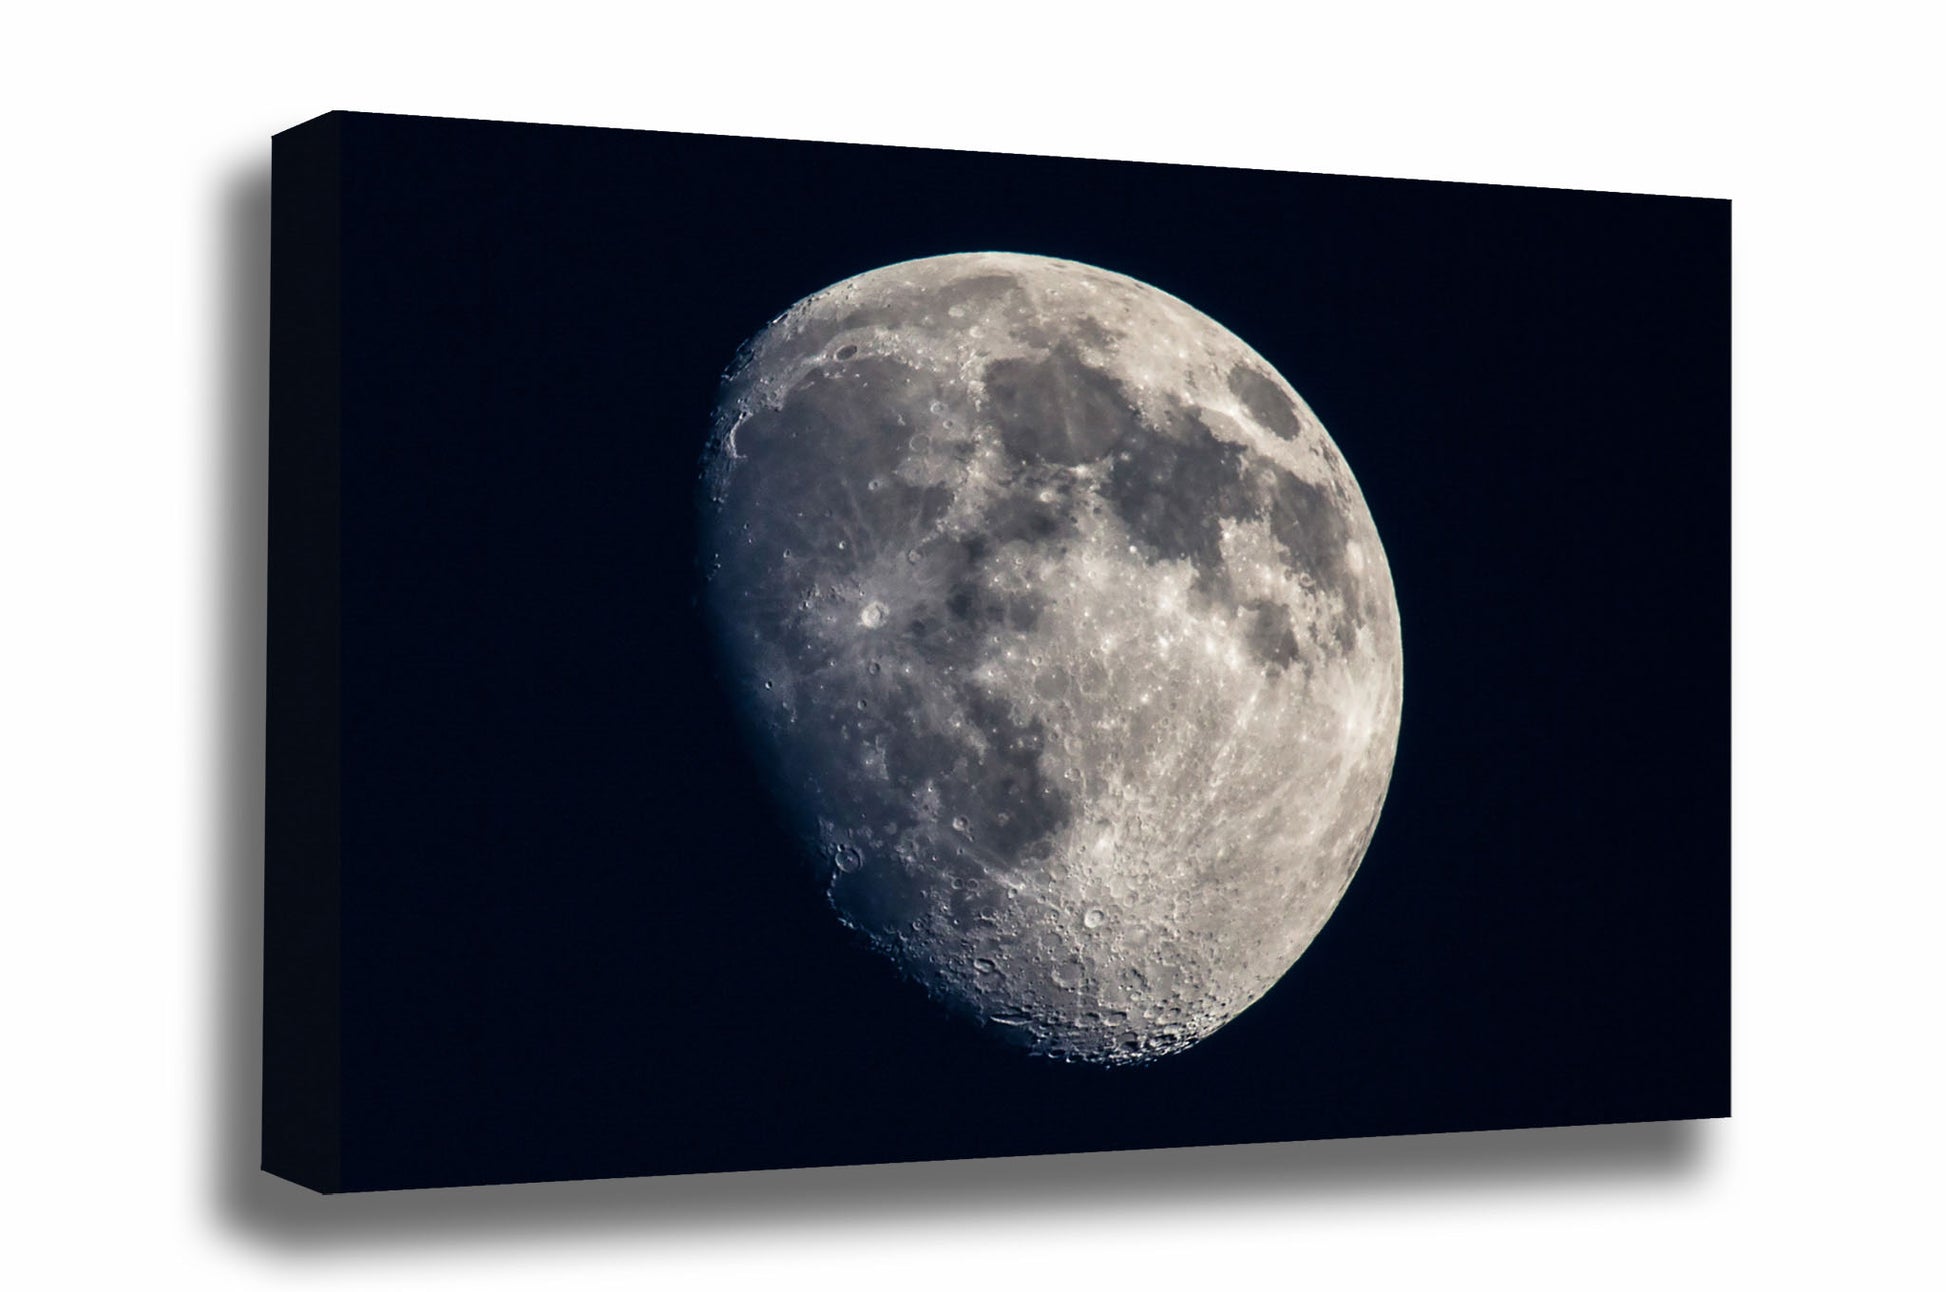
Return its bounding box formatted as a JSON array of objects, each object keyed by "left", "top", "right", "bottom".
[{"left": 699, "top": 252, "right": 1402, "bottom": 1065}]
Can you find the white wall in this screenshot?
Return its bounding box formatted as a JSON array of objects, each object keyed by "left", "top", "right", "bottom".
[{"left": 4, "top": 3, "right": 1939, "bottom": 1287}]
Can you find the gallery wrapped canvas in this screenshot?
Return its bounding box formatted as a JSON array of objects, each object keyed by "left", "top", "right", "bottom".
[{"left": 264, "top": 110, "right": 1727, "bottom": 1194}]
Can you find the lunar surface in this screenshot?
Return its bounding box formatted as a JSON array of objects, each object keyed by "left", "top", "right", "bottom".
[{"left": 699, "top": 252, "right": 1402, "bottom": 1065}]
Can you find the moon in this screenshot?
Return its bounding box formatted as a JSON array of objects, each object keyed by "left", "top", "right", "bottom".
[{"left": 699, "top": 252, "right": 1402, "bottom": 1065}]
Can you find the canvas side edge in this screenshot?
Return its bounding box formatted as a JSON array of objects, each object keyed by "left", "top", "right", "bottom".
[{"left": 261, "top": 113, "right": 344, "bottom": 1195}]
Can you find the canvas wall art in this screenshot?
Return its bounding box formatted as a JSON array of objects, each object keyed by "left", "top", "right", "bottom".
[{"left": 263, "top": 111, "right": 1728, "bottom": 1193}]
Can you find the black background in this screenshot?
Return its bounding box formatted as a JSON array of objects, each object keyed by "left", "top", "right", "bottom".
[{"left": 319, "top": 111, "right": 1726, "bottom": 1191}]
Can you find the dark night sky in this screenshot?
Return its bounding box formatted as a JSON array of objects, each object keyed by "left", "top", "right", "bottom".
[{"left": 313, "top": 110, "right": 1727, "bottom": 1192}]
